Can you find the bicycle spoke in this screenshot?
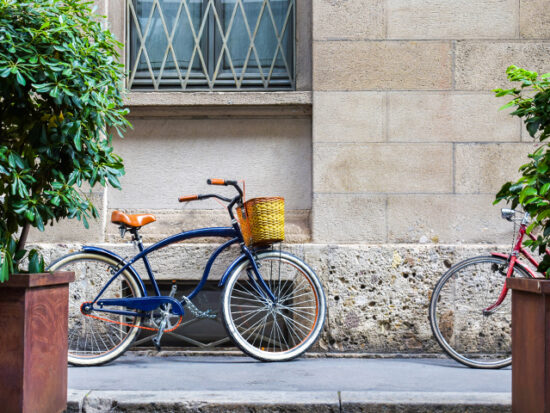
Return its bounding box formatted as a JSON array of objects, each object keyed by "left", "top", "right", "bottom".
[{"left": 276, "top": 310, "right": 312, "bottom": 336}]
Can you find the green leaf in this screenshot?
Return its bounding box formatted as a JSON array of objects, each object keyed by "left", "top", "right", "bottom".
[
  {"left": 35, "top": 213, "right": 44, "bottom": 232},
  {"left": 28, "top": 250, "right": 43, "bottom": 274},
  {"left": 16, "top": 71, "right": 26, "bottom": 86},
  {"left": 536, "top": 209, "right": 550, "bottom": 222},
  {"left": 538, "top": 163, "right": 549, "bottom": 174},
  {"left": 82, "top": 215, "right": 89, "bottom": 229},
  {"left": 14, "top": 249, "right": 26, "bottom": 261},
  {"left": 73, "top": 127, "right": 82, "bottom": 150},
  {"left": 527, "top": 120, "right": 541, "bottom": 137},
  {"left": 8, "top": 152, "right": 25, "bottom": 169},
  {"left": 0, "top": 258, "right": 9, "bottom": 282},
  {"left": 520, "top": 186, "right": 538, "bottom": 203},
  {"left": 499, "top": 101, "right": 518, "bottom": 110}
]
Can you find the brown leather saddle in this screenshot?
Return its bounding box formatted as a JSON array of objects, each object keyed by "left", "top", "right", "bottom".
[{"left": 111, "top": 210, "right": 156, "bottom": 228}]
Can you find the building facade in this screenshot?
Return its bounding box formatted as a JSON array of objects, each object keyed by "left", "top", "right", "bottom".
[{"left": 33, "top": 0, "right": 550, "bottom": 354}]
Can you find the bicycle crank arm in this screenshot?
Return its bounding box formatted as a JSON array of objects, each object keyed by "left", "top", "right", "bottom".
[
  {"left": 96, "top": 296, "right": 185, "bottom": 315},
  {"left": 152, "top": 317, "right": 168, "bottom": 351}
]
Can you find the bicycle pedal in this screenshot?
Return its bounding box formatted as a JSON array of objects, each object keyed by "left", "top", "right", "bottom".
[{"left": 152, "top": 336, "right": 162, "bottom": 352}]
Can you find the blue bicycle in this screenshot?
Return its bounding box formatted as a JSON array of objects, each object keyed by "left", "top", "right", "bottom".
[{"left": 48, "top": 179, "right": 326, "bottom": 366}]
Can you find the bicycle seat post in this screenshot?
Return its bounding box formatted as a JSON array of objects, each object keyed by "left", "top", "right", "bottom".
[{"left": 129, "top": 227, "right": 145, "bottom": 252}]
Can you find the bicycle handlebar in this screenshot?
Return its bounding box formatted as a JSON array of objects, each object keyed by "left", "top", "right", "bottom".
[
  {"left": 178, "top": 195, "right": 199, "bottom": 203},
  {"left": 207, "top": 179, "right": 243, "bottom": 199},
  {"left": 207, "top": 178, "right": 238, "bottom": 186},
  {"left": 179, "top": 179, "right": 244, "bottom": 210}
]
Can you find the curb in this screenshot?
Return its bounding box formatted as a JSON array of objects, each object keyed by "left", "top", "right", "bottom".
[{"left": 67, "top": 390, "right": 511, "bottom": 413}]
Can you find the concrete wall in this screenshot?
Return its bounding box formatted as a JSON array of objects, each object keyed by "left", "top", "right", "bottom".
[{"left": 31, "top": 0, "right": 550, "bottom": 354}]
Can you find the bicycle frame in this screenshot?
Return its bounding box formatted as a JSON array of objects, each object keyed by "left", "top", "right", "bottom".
[
  {"left": 85, "top": 224, "right": 277, "bottom": 318},
  {"left": 485, "top": 219, "right": 545, "bottom": 313}
]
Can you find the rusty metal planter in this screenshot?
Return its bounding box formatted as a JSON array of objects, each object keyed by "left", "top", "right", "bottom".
[
  {"left": 507, "top": 277, "right": 550, "bottom": 413},
  {"left": 0, "top": 272, "right": 74, "bottom": 413}
]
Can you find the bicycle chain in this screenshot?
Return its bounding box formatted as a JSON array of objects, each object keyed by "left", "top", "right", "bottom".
[{"left": 181, "top": 296, "right": 217, "bottom": 319}]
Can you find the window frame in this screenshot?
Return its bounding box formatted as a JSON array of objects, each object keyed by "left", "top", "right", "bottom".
[{"left": 126, "top": 0, "right": 296, "bottom": 92}]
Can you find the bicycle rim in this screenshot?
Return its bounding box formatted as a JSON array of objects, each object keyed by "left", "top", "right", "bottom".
[
  {"left": 429, "top": 255, "right": 529, "bottom": 368},
  {"left": 222, "top": 250, "right": 326, "bottom": 362},
  {"left": 48, "top": 252, "right": 143, "bottom": 366}
]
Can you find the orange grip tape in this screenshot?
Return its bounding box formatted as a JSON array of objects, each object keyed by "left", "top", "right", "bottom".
[
  {"left": 178, "top": 195, "right": 199, "bottom": 203},
  {"left": 209, "top": 179, "right": 225, "bottom": 185}
]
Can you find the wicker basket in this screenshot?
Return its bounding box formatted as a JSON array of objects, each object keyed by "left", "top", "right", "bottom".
[{"left": 237, "top": 197, "right": 285, "bottom": 247}]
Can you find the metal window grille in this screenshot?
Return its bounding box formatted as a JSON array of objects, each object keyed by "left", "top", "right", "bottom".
[{"left": 127, "top": 0, "right": 295, "bottom": 91}]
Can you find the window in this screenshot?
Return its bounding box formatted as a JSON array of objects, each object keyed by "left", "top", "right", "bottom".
[{"left": 128, "top": 0, "right": 295, "bottom": 91}]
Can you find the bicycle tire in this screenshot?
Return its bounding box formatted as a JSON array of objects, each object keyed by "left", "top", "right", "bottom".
[
  {"left": 222, "top": 250, "right": 326, "bottom": 362},
  {"left": 48, "top": 252, "right": 143, "bottom": 366},
  {"left": 429, "top": 255, "right": 530, "bottom": 369}
]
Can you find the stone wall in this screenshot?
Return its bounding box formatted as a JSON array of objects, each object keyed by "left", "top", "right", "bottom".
[
  {"left": 311, "top": 0, "right": 550, "bottom": 245},
  {"left": 39, "top": 241, "right": 516, "bottom": 354},
  {"left": 30, "top": 1, "right": 550, "bottom": 354}
]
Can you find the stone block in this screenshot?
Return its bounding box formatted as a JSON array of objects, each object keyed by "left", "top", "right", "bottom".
[
  {"left": 388, "top": 92, "right": 520, "bottom": 142},
  {"left": 313, "top": 41, "right": 452, "bottom": 91},
  {"left": 520, "top": 0, "right": 550, "bottom": 39},
  {"left": 455, "top": 143, "right": 535, "bottom": 194},
  {"left": 313, "top": 92, "right": 385, "bottom": 143},
  {"left": 387, "top": 194, "right": 512, "bottom": 244},
  {"left": 313, "top": 143, "right": 452, "bottom": 193},
  {"left": 312, "top": 0, "right": 385, "bottom": 40},
  {"left": 28, "top": 190, "right": 105, "bottom": 244},
  {"left": 311, "top": 194, "right": 386, "bottom": 243},
  {"left": 455, "top": 41, "right": 550, "bottom": 91},
  {"left": 387, "top": 0, "right": 518, "bottom": 39},
  {"left": 109, "top": 117, "right": 312, "bottom": 211}
]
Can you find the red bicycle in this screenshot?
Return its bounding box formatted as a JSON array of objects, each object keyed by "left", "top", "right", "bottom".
[{"left": 429, "top": 208, "right": 544, "bottom": 368}]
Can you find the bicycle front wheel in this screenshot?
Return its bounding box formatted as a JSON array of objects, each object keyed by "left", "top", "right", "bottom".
[
  {"left": 429, "top": 255, "right": 530, "bottom": 368},
  {"left": 48, "top": 252, "right": 144, "bottom": 366},
  {"left": 222, "top": 250, "right": 326, "bottom": 362}
]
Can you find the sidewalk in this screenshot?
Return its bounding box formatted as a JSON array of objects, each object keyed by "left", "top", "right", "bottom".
[{"left": 67, "top": 355, "right": 511, "bottom": 412}]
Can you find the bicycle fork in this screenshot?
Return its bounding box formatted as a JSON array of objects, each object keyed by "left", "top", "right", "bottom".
[
  {"left": 482, "top": 256, "right": 516, "bottom": 316},
  {"left": 243, "top": 249, "right": 277, "bottom": 303}
]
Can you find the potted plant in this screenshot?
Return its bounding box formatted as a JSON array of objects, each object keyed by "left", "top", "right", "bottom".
[
  {"left": 0, "top": 1, "right": 129, "bottom": 412},
  {"left": 495, "top": 66, "right": 550, "bottom": 412}
]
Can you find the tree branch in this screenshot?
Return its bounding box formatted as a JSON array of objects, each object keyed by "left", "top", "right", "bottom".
[{"left": 16, "top": 221, "right": 30, "bottom": 253}]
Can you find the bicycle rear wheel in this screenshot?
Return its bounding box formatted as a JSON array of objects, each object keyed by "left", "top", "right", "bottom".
[
  {"left": 429, "top": 255, "right": 530, "bottom": 368},
  {"left": 222, "top": 250, "right": 326, "bottom": 362},
  {"left": 48, "top": 252, "right": 143, "bottom": 366}
]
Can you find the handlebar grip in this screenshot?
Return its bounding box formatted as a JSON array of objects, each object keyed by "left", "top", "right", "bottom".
[
  {"left": 178, "top": 195, "right": 199, "bottom": 203},
  {"left": 207, "top": 179, "right": 226, "bottom": 186}
]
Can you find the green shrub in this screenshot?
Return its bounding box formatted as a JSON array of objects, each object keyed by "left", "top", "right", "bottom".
[
  {"left": 0, "top": 0, "right": 129, "bottom": 280},
  {"left": 495, "top": 66, "right": 550, "bottom": 274}
]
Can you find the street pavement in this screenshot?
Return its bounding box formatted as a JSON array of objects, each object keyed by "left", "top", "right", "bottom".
[{"left": 67, "top": 355, "right": 511, "bottom": 412}]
